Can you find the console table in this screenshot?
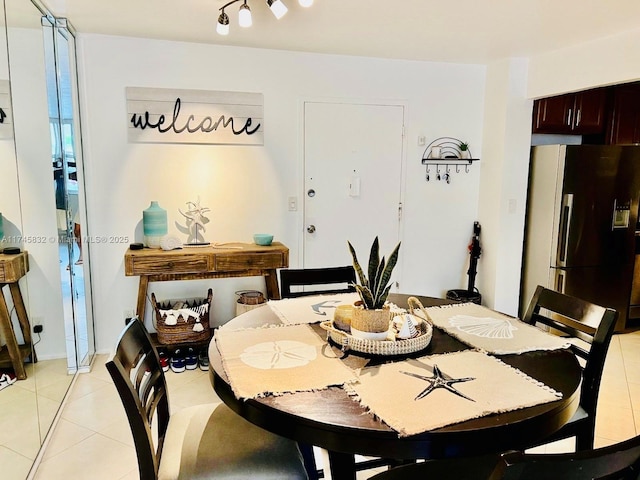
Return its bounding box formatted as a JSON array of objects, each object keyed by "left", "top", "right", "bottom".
[
  {"left": 0, "top": 251, "right": 33, "bottom": 380},
  {"left": 124, "top": 242, "right": 289, "bottom": 322}
]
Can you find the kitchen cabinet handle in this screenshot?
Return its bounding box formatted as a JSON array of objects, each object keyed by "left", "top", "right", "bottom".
[
  {"left": 567, "top": 108, "right": 572, "bottom": 126},
  {"left": 576, "top": 109, "right": 581, "bottom": 127}
]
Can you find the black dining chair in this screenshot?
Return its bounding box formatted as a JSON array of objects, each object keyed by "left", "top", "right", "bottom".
[
  {"left": 368, "top": 433, "right": 640, "bottom": 480},
  {"left": 521, "top": 285, "right": 618, "bottom": 451},
  {"left": 106, "top": 317, "right": 308, "bottom": 480},
  {"left": 279, "top": 265, "right": 356, "bottom": 298}
]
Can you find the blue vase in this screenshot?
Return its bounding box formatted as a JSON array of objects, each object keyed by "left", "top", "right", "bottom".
[{"left": 143, "top": 201, "right": 167, "bottom": 248}]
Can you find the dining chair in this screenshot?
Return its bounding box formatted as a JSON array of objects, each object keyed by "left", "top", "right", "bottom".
[
  {"left": 368, "top": 433, "right": 640, "bottom": 480},
  {"left": 520, "top": 285, "right": 618, "bottom": 451},
  {"left": 279, "top": 265, "right": 356, "bottom": 298},
  {"left": 106, "top": 317, "right": 308, "bottom": 480}
]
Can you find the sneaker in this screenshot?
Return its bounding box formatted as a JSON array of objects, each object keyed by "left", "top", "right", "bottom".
[
  {"left": 185, "top": 347, "right": 198, "bottom": 370},
  {"left": 198, "top": 349, "right": 209, "bottom": 371},
  {"left": 158, "top": 352, "right": 169, "bottom": 372},
  {"left": 170, "top": 349, "right": 186, "bottom": 373},
  {"left": 0, "top": 372, "right": 16, "bottom": 391}
]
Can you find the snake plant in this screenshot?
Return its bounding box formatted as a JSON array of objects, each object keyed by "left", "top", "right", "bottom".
[{"left": 348, "top": 237, "right": 401, "bottom": 309}]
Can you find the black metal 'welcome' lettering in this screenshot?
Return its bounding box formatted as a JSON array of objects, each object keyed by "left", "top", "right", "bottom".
[{"left": 130, "top": 98, "right": 260, "bottom": 136}]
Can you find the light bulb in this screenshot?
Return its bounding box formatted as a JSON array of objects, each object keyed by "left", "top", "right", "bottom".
[
  {"left": 216, "top": 12, "right": 229, "bottom": 35},
  {"left": 238, "top": 3, "right": 252, "bottom": 27},
  {"left": 298, "top": 0, "right": 313, "bottom": 6},
  {"left": 267, "top": 0, "right": 288, "bottom": 19}
]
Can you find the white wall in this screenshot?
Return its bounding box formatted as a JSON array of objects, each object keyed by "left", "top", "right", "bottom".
[
  {"left": 75, "top": 34, "right": 486, "bottom": 352},
  {"left": 528, "top": 27, "right": 640, "bottom": 97},
  {"left": 477, "top": 58, "right": 533, "bottom": 316}
]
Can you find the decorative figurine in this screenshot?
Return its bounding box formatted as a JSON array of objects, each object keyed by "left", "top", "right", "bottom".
[{"left": 178, "top": 197, "right": 211, "bottom": 246}]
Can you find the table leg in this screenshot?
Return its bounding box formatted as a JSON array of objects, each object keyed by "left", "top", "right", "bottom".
[
  {"left": 328, "top": 451, "right": 356, "bottom": 480},
  {"left": 264, "top": 269, "right": 281, "bottom": 300},
  {"left": 0, "top": 286, "right": 26, "bottom": 379},
  {"left": 8, "top": 282, "right": 35, "bottom": 363},
  {"left": 136, "top": 276, "right": 149, "bottom": 321}
]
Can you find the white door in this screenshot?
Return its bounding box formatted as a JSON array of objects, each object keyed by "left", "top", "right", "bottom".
[{"left": 303, "top": 101, "right": 404, "bottom": 278}]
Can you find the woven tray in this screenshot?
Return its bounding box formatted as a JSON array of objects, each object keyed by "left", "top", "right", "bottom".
[{"left": 320, "top": 297, "right": 433, "bottom": 356}]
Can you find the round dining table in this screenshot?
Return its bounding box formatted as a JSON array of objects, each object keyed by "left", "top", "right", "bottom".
[{"left": 208, "top": 294, "right": 582, "bottom": 480}]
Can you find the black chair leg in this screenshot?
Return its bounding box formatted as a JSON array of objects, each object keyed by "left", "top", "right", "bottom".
[{"left": 298, "top": 442, "right": 321, "bottom": 480}]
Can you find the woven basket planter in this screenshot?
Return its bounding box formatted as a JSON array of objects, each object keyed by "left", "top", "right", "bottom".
[
  {"left": 351, "top": 305, "right": 391, "bottom": 333},
  {"left": 152, "top": 288, "right": 213, "bottom": 345}
]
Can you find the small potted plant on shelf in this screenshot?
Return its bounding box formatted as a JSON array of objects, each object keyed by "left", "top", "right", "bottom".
[
  {"left": 347, "top": 236, "right": 401, "bottom": 340},
  {"left": 459, "top": 141, "right": 470, "bottom": 159}
]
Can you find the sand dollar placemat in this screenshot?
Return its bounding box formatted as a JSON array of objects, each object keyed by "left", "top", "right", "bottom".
[
  {"left": 215, "top": 323, "right": 359, "bottom": 399},
  {"left": 268, "top": 292, "right": 361, "bottom": 325},
  {"left": 423, "top": 303, "right": 570, "bottom": 354},
  {"left": 350, "top": 350, "right": 562, "bottom": 437}
]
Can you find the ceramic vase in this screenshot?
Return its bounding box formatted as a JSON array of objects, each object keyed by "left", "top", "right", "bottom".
[{"left": 143, "top": 201, "right": 168, "bottom": 248}]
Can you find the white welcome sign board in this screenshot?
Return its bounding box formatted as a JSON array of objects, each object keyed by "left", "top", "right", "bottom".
[
  {"left": 0, "top": 80, "right": 13, "bottom": 140},
  {"left": 126, "top": 87, "right": 264, "bottom": 145}
]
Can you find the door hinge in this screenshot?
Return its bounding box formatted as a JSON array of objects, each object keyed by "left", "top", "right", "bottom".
[{"left": 398, "top": 202, "right": 403, "bottom": 221}]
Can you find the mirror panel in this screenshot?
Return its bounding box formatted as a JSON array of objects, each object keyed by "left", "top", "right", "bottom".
[{"left": 0, "top": 1, "right": 94, "bottom": 477}]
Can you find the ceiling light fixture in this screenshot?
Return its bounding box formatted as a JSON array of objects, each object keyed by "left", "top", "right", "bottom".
[{"left": 216, "top": 0, "right": 313, "bottom": 36}]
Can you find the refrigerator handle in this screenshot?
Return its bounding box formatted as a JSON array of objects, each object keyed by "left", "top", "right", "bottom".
[
  {"left": 557, "top": 193, "right": 573, "bottom": 267},
  {"left": 555, "top": 270, "right": 566, "bottom": 294}
]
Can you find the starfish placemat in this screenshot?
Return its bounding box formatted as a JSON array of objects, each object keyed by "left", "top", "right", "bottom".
[
  {"left": 215, "top": 323, "right": 359, "bottom": 399},
  {"left": 423, "top": 303, "right": 570, "bottom": 354},
  {"left": 350, "top": 350, "right": 562, "bottom": 437},
  {"left": 268, "top": 292, "right": 360, "bottom": 325}
]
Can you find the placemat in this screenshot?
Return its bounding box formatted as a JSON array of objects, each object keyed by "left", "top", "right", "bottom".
[
  {"left": 268, "top": 292, "right": 361, "bottom": 325},
  {"left": 350, "top": 350, "right": 562, "bottom": 437},
  {"left": 423, "top": 303, "right": 570, "bottom": 354},
  {"left": 215, "top": 323, "right": 359, "bottom": 399}
]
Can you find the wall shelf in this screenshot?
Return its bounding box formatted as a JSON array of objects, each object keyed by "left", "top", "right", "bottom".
[{"left": 421, "top": 136, "right": 480, "bottom": 183}]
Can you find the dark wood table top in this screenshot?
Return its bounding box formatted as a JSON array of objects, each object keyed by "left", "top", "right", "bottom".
[{"left": 209, "top": 293, "right": 581, "bottom": 469}]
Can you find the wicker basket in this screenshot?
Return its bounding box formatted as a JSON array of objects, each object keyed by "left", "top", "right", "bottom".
[{"left": 152, "top": 288, "right": 213, "bottom": 345}]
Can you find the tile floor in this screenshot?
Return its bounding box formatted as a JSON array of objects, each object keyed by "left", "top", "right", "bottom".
[{"left": 13, "top": 330, "right": 640, "bottom": 480}]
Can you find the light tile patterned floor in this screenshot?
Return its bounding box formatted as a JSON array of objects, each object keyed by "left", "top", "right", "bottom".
[{"left": 18, "top": 330, "right": 640, "bottom": 479}]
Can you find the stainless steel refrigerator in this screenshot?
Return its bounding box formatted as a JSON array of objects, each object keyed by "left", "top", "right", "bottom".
[{"left": 521, "top": 144, "right": 640, "bottom": 332}]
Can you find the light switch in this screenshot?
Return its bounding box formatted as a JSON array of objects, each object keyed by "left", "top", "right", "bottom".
[
  {"left": 288, "top": 196, "right": 297, "bottom": 211},
  {"left": 418, "top": 136, "right": 426, "bottom": 146}
]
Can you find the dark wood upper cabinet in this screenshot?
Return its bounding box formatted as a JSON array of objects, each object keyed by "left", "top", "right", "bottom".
[
  {"left": 533, "top": 88, "right": 608, "bottom": 135},
  {"left": 606, "top": 84, "right": 640, "bottom": 145}
]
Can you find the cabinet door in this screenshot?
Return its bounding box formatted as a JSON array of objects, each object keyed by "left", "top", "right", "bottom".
[
  {"left": 532, "top": 94, "right": 574, "bottom": 133},
  {"left": 607, "top": 85, "right": 640, "bottom": 145},
  {"left": 573, "top": 88, "right": 607, "bottom": 134}
]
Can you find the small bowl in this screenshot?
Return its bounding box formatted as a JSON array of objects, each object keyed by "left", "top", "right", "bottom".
[{"left": 253, "top": 234, "right": 273, "bottom": 246}]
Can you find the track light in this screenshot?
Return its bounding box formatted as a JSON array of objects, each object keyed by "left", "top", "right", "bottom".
[
  {"left": 216, "top": 0, "right": 312, "bottom": 36},
  {"left": 238, "top": 1, "right": 252, "bottom": 27},
  {"left": 216, "top": 11, "right": 230, "bottom": 35},
  {"left": 267, "top": 0, "right": 288, "bottom": 19}
]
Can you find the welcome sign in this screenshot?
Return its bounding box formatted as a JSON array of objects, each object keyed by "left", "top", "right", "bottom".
[
  {"left": 0, "top": 80, "right": 13, "bottom": 140},
  {"left": 126, "top": 87, "right": 264, "bottom": 145}
]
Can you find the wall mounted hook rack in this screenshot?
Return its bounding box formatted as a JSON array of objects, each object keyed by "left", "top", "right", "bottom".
[{"left": 421, "top": 136, "right": 480, "bottom": 183}]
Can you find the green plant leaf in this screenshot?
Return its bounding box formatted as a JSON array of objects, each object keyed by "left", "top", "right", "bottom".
[
  {"left": 348, "top": 240, "right": 368, "bottom": 288},
  {"left": 354, "top": 284, "right": 374, "bottom": 309},
  {"left": 374, "top": 242, "right": 400, "bottom": 303},
  {"left": 367, "top": 237, "right": 380, "bottom": 292}
]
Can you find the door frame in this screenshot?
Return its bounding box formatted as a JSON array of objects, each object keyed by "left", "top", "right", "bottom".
[{"left": 296, "top": 96, "right": 409, "bottom": 289}]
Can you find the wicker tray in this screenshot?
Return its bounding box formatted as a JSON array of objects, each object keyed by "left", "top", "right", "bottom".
[
  {"left": 152, "top": 288, "right": 213, "bottom": 345},
  {"left": 320, "top": 297, "right": 433, "bottom": 356}
]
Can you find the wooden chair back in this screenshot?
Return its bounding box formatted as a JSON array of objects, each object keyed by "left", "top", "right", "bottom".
[
  {"left": 106, "top": 318, "right": 169, "bottom": 480},
  {"left": 491, "top": 433, "right": 640, "bottom": 480},
  {"left": 280, "top": 265, "right": 356, "bottom": 298},
  {"left": 522, "top": 285, "right": 617, "bottom": 420}
]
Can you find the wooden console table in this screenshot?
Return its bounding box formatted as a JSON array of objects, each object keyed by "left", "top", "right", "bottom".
[
  {"left": 0, "top": 251, "right": 33, "bottom": 380},
  {"left": 124, "top": 242, "right": 289, "bottom": 322}
]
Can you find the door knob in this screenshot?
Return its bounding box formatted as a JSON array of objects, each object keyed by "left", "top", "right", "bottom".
[{"left": 307, "top": 225, "right": 316, "bottom": 233}]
